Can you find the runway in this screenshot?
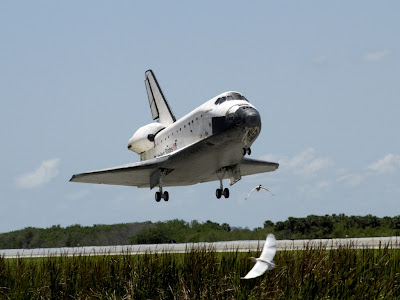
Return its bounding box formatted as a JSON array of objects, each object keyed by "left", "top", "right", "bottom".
[{"left": 1, "top": 236, "right": 399, "bottom": 258}]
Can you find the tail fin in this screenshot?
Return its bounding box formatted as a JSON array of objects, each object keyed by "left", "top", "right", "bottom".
[{"left": 144, "top": 70, "right": 176, "bottom": 125}]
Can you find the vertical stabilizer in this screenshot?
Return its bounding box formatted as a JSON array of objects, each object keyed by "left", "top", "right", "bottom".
[{"left": 144, "top": 70, "right": 176, "bottom": 126}]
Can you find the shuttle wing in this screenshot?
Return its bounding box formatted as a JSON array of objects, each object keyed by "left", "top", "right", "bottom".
[
  {"left": 69, "top": 157, "right": 169, "bottom": 187},
  {"left": 239, "top": 157, "right": 279, "bottom": 176},
  {"left": 145, "top": 70, "right": 176, "bottom": 126},
  {"left": 70, "top": 131, "right": 278, "bottom": 188}
]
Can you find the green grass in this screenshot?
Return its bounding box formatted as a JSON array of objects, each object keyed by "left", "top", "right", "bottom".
[{"left": 1, "top": 245, "right": 399, "bottom": 299}]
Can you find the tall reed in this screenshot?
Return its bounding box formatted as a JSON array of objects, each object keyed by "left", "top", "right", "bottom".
[{"left": 0, "top": 244, "right": 399, "bottom": 299}]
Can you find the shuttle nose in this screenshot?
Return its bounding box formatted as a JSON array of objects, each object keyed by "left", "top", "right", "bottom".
[
  {"left": 243, "top": 108, "right": 261, "bottom": 127},
  {"left": 234, "top": 107, "right": 261, "bottom": 127}
]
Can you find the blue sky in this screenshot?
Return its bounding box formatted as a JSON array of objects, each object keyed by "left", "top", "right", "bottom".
[{"left": 1, "top": 1, "right": 399, "bottom": 233}]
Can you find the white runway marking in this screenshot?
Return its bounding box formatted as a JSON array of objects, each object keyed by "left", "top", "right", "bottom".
[{"left": 1, "top": 236, "right": 399, "bottom": 258}]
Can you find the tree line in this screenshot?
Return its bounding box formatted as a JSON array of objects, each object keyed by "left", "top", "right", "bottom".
[{"left": 0, "top": 214, "right": 399, "bottom": 249}]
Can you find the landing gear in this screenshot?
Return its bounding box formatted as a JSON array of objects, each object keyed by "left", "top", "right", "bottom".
[
  {"left": 153, "top": 169, "right": 170, "bottom": 202},
  {"left": 155, "top": 192, "right": 162, "bottom": 202},
  {"left": 215, "top": 168, "right": 230, "bottom": 199},
  {"left": 242, "top": 147, "right": 251, "bottom": 156},
  {"left": 155, "top": 190, "right": 169, "bottom": 202},
  {"left": 242, "top": 126, "right": 257, "bottom": 156},
  {"left": 216, "top": 188, "right": 229, "bottom": 199},
  {"left": 223, "top": 188, "right": 230, "bottom": 198}
]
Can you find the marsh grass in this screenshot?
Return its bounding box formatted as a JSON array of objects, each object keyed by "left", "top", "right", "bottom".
[{"left": 0, "top": 244, "right": 399, "bottom": 299}]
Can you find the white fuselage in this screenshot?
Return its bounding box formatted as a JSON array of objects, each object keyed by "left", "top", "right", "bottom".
[{"left": 128, "top": 91, "right": 258, "bottom": 161}]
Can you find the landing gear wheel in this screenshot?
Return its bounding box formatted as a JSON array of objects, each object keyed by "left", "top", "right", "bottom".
[
  {"left": 242, "top": 147, "right": 251, "bottom": 155},
  {"left": 163, "top": 191, "right": 169, "bottom": 201},
  {"left": 155, "top": 192, "right": 162, "bottom": 202},
  {"left": 223, "top": 188, "right": 230, "bottom": 198},
  {"left": 216, "top": 188, "right": 222, "bottom": 199}
]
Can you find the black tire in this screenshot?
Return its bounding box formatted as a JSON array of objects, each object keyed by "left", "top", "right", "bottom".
[
  {"left": 242, "top": 148, "right": 246, "bottom": 155},
  {"left": 223, "top": 188, "right": 230, "bottom": 198},
  {"left": 247, "top": 148, "right": 251, "bottom": 155},
  {"left": 163, "top": 191, "right": 169, "bottom": 201},
  {"left": 155, "top": 192, "right": 161, "bottom": 202},
  {"left": 216, "top": 189, "right": 222, "bottom": 199}
]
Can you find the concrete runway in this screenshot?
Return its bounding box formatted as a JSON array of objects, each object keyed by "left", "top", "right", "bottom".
[{"left": 1, "top": 236, "right": 399, "bottom": 258}]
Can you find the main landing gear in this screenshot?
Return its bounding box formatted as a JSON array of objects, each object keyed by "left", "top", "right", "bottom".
[
  {"left": 153, "top": 168, "right": 170, "bottom": 202},
  {"left": 155, "top": 190, "right": 169, "bottom": 202},
  {"left": 216, "top": 187, "right": 229, "bottom": 199},
  {"left": 215, "top": 167, "right": 230, "bottom": 199}
]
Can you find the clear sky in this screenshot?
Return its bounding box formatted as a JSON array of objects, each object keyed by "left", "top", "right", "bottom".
[{"left": 1, "top": 1, "right": 399, "bottom": 233}]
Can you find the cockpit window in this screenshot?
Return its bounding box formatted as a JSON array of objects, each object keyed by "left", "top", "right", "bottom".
[{"left": 214, "top": 92, "right": 248, "bottom": 104}]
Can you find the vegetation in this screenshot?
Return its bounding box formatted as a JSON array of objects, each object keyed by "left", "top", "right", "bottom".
[
  {"left": 1, "top": 214, "right": 400, "bottom": 250},
  {"left": 272, "top": 214, "right": 400, "bottom": 239},
  {"left": 1, "top": 244, "right": 399, "bottom": 299},
  {"left": 0, "top": 223, "right": 153, "bottom": 249}
]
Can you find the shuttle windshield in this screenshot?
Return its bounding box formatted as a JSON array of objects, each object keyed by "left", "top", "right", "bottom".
[{"left": 215, "top": 92, "right": 248, "bottom": 105}]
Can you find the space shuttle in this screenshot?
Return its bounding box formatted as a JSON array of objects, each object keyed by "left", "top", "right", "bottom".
[{"left": 70, "top": 70, "right": 279, "bottom": 202}]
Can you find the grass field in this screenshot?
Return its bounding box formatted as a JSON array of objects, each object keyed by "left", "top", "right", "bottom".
[{"left": 1, "top": 244, "right": 399, "bottom": 299}]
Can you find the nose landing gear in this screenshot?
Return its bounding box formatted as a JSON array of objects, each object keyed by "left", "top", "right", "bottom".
[
  {"left": 242, "top": 126, "right": 260, "bottom": 156},
  {"left": 242, "top": 147, "right": 251, "bottom": 156}
]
